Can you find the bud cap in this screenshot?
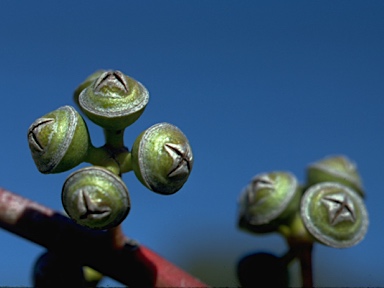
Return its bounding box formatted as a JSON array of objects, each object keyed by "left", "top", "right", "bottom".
[{"left": 300, "top": 182, "right": 368, "bottom": 248}]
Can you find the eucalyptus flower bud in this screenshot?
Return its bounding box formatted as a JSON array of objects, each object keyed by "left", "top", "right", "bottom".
[
  {"left": 238, "top": 171, "right": 301, "bottom": 233},
  {"left": 62, "top": 166, "right": 130, "bottom": 230},
  {"left": 306, "top": 155, "right": 364, "bottom": 197},
  {"left": 73, "top": 69, "right": 106, "bottom": 108},
  {"left": 78, "top": 70, "right": 149, "bottom": 130},
  {"left": 300, "top": 182, "right": 368, "bottom": 248},
  {"left": 131, "top": 122, "right": 193, "bottom": 195},
  {"left": 27, "top": 106, "right": 90, "bottom": 174}
]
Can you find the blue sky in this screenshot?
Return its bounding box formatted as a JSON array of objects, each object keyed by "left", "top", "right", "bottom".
[{"left": 0, "top": 1, "right": 383, "bottom": 286}]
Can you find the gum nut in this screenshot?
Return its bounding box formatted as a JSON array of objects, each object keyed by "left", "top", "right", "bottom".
[
  {"left": 62, "top": 166, "right": 130, "bottom": 230},
  {"left": 73, "top": 70, "right": 106, "bottom": 107},
  {"left": 307, "top": 155, "right": 364, "bottom": 197},
  {"left": 131, "top": 122, "right": 193, "bottom": 195},
  {"left": 300, "top": 182, "right": 368, "bottom": 248},
  {"left": 78, "top": 70, "right": 149, "bottom": 130},
  {"left": 238, "top": 171, "right": 300, "bottom": 233},
  {"left": 27, "top": 105, "right": 90, "bottom": 173}
]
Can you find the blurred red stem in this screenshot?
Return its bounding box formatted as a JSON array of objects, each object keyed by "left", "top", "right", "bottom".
[
  {"left": 288, "top": 239, "right": 314, "bottom": 288},
  {"left": 298, "top": 243, "right": 313, "bottom": 288},
  {"left": 0, "top": 187, "right": 209, "bottom": 287}
]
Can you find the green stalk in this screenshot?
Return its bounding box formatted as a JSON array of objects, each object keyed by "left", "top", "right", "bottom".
[
  {"left": 84, "top": 144, "right": 120, "bottom": 175},
  {"left": 280, "top": 212, "right": 315, "bottom": 288},
  {"left": 103, "top": 128, "right": 125, "bottom": 149},
  {"left": 104, "top": 128, "right": 133, "bottom": 174}
]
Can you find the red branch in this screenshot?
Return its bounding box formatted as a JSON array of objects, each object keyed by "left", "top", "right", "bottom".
[{"left": 0, "top": 187, "right": 209, "bottom": 287}]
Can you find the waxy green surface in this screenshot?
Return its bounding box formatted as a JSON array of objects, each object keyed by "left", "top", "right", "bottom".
[
  {"left": 78, "top": 71, "right": 149, "bottom": 130},
  {"left": 27, "top": 106, "right": 90, "bottom": 174},
  {"left": 301, "top": 182, "right": 368, "bottom": 248},
  {"left": 62, "top": 166, "right": 130, "bottom": 230},
  {"left": 238, "top": 171, "right": 301, "bottom": 233},
  {"left": 307, "top": 155, "right": 364, "bottom": 197},
  {"left": 131, "top": 122, "right": 193, "bottom": 195}
]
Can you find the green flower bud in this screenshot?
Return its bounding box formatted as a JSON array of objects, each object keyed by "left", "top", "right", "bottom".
[
  {"left": 27, "top": 106, "right": 90, "bottom": 174},
  {"left": 238, "top": 171, "right": 301, "bottom": 233},
  {"left": 73, "top": 69, "right": 106, "bottom": 108},
  {"left": 300, "top": 182, "right": 368, "bottom": 248},
  {"left": 131, "top": 122, "right": 193, "bottom": 195},
  {"left": 62, "top": 166, "right": 130, "bottom": 230},
  {"left": 306, "top": 155, "right": 364, "bottom": 197},
  {"left": 78, "top": 70, "right": 149, "bottom": 130}
]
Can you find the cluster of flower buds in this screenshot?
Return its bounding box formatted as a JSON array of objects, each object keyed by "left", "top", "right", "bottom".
[
  {"left": 27, "top": 70, "right": 194, "bottom": 230},
  {"left": 238, "top": 155, "right": 368, "bottom": 249},
  {"left": 237, "top": 156, "right": 368, "bottom": 287}
]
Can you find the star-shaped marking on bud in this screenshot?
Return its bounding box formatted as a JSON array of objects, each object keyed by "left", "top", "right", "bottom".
[
  {"left": 94, "top": 70, "right": 129, "bottom": 95},
  {"left": 164, "top": 142, "right": 193, "bottom": 178},
  {"left": 321, "top": 192, "right": 356, "bottom": 226},
  {"left": 247, "top": 175, "right": 275, "bottom": 205},
  {"left": 27, "top": 118, "right": 55, "bottom": 152},
  {"left": 77, "top": 189, "right": 111, "bottom": 220},
  {"left": 251, "top": 175, "right": 274, "bottom": 193}
]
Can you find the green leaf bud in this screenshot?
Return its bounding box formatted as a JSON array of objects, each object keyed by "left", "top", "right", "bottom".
[
  {"left": 27, "top": 106, "right": 90, "bottom": 174},
  {"left": 300, "top": 182, "right": 368, "bottom": 248},
  {"left": 62, "top": 166, "right": 130, "bottom": 230},
  {"left": 131, "top": 122, "right": 193, "bottom": 195},
  {"left": 78, "top": 70, "right": 149, "bottom": 130}
]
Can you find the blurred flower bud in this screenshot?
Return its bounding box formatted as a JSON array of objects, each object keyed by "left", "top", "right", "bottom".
[
  {"left": 237, "top": 252, "right": 289, "bottom": 287},
  {"left": 306, "top": 155, "right": 364, "bottom": 197},
  {"left": 33, "top": 251, "right": 85, "bottom": 288},
  {"left": 238, "top": 171, "right": 301, "bottom": 233},
  {"left": 300, "top": 182, "right": 368, "bottom": 248},
  {"left": 83, "top": 266, "right": 103, "bottom": 287}
]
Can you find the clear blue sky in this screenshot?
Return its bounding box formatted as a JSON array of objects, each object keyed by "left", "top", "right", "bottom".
[{"left": 0, "top": 1, "right": 383, "bottom": 286}]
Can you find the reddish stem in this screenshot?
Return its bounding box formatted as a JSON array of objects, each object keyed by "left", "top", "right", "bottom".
[
  {"left": 287, "top": 239, "right": 314, "bottom": 288},
  {"left": 298, "top": 243, "right": 313, "bottom": 288},
  {"left": 0, "top": 187, "right": 209, "bottom": 287}
]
